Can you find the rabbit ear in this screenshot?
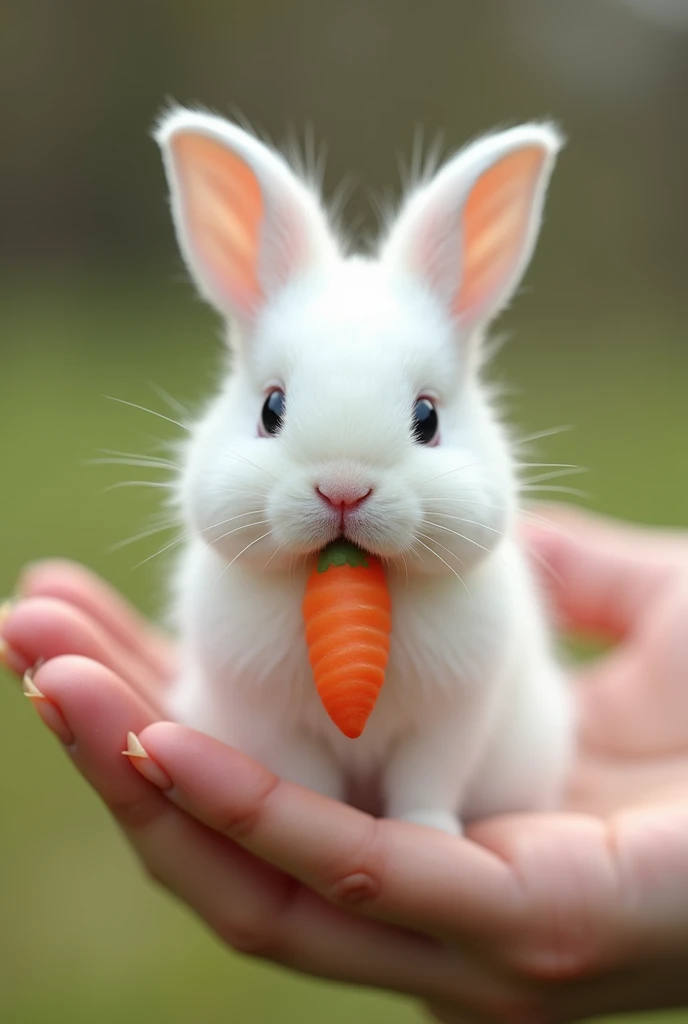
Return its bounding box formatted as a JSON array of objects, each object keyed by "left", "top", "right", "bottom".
[
  {"left": 155, "top": 108, "right": 337, "bottom": 322},
  {"left": 382, "top": 124, "right": 562, "bottom": 335}
]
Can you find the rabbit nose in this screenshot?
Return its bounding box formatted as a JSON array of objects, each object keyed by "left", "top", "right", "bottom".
[{"left": 316, "top": 483, "right": 372, "bottom": 511}]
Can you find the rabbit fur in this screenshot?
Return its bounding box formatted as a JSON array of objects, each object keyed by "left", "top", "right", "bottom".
[{"left": 155, "top": 107, "right": 574, "bottom": 834}]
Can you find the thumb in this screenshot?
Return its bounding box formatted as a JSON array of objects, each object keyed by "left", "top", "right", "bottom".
[{"left": 521, "top": 506, "right": 686, "bottom": 638}]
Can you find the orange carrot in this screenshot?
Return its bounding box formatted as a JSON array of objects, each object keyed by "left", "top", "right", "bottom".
[{"left": 303, "top": 540, "right": 392, "bottom": 739}]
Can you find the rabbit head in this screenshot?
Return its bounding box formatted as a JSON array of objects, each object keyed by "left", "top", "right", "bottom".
[{"left": 156, "top": 108, "right": 561, "bottom": 576}]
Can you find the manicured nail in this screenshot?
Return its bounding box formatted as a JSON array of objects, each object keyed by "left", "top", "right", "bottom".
[
  {"left": 0, "top": 598, "right": 14, "bottom": 627},
  {"left": 122, "top": 731, "right": 173, "bottom": 789},
  {"left": 0, "top": 628, "right": 30, "bottom": 676},
  {"left": 23, "top": 666, "right": 74, "bottom": 745},
  {"left": 22, "top": 657, "right": 45, "bottom": 690},
  {"left": 22, "top": 667, "right": 45, "bottom": 699}
]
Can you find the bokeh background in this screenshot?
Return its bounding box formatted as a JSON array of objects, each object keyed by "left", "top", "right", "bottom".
[{"left": 2, "top": 2, "right": 687, "bottom": 1022}]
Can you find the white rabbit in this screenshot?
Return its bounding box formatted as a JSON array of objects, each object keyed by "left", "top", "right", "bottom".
[{"left": 155, "top": 107, "right": 574, "bottom": 835}]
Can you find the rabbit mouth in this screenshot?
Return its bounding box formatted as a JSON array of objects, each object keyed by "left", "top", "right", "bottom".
[
  {"left": 333, "top": 517, "right": 413, "bottom": 562},
  {"left": 333, "top": 529, "right": 374, "bottom": 556}
]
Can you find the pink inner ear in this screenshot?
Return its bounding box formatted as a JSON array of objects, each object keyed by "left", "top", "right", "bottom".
[
  {"left": 172, "top": 133, "right": 265, "bottom": 312},
  {"left": 456, "top": 147, "right": 545, "bottom": 319}
]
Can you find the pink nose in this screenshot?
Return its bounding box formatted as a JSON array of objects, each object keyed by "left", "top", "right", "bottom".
[{"left": 316, "top": 483, "right": 372, "bottom": 512}]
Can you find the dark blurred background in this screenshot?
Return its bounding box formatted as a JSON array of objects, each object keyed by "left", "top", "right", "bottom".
[{"left": 1, "top": 2, "right": 687, "bottom": 1022}]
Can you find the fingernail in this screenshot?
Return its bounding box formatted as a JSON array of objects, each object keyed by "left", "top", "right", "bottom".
[
  {"left": 0, "top": 600, "right": 16, "bottom": 668},
  {"left": 0, "top": 598, "right": 14, "bottom": 628},
  {"left": 122, "top": 731, "right": 172, "bottom": 789},
  {"left": 0, "top": 604, "right": 31, "bottom": 674},
  {"left": 22, "top": 666, "right": 45, "bottom": 699},
  {"left": 23, "top": 657, "right": 45, "bottom": 685},
  {"left": 23, "top": 665, "right": 74, "bottom": 745},
  {"left": 1, "top": 640, "right": 31, "bottom": 676}
]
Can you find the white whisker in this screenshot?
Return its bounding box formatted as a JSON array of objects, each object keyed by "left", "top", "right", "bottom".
[
  {"left": 427, "top": 512, "right": 506, "bottom": 538},
  {"left": 105, "top": 396, "right": 279, "bottom": 482},
  {"left": 526, "top": 546, "right": 565, "bottom": 588},
  {"left": 521, "top": 485, "right": 588, "bottom": 498},
  {"left": 407, "top": 544, "right": 424, "bottom": 567},
  {"left": 108, "top": 520, "right": 179, "bottom": 552},
  {"left": 261, "top": 538, "right": 290, "bottom": 572},
  {"left": 422, "top": 496, "right": 508, "bottom": 511},
  {"left": 216, "top": 530, "right": 274, "bottom": 583},
  {"left": 420, "top": 518, "right": 494, "bottom": 558},
  {"left": 417, "top": 530, "right": 466, "bottom": 569},
  {"left": 521, "top": 467, "right": 587, "bottom": 485},
  {"left": 214, "top": 519, "right": 271, "bottom": 545},
  {"left": 519, "top": 508, "right": 574, "bottom": 538},
  {"left": 400, "top": 551, "right": 410, "bottom": 587},
  {"left": 420, "top": 499, "right": 576, "bottom": 544},
  {"left": 149, "top": 382, "right": 194, "bottom": 419},
  {"left": 89, "top": 457, "right": 177, "bottom": 471},
  {"left": 421, "top": 498, "right": 572, "bottom": 537},
  {"left": 197, "top": 509, "right": 268, "bottom": 536},
  {"left": 418, "top": 461, "right": 481, "bottom": 487},
  {"left": 95, "top": 448, "right": 178, "bottom": 468},
  {"left": 132, "top": 534, "right": 186, "bottom": 569},
  {"left": 518, "top": 462, "right": 581, "bottom": 470},
  {"left": 512, "top": 425, "right": 572, "bottom": 447},
  {"left": 101, "top": 480, "right": 175, "bottom": 492},
  {"left": 414, "top": 535, "right": 471, "bottom": 598}
]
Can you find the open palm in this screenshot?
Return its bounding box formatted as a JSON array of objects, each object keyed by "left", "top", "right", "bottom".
[{"left": 3, "top": 506, "right": 688, "bottom": 1023}]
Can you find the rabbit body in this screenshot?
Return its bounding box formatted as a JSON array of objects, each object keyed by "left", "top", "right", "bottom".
[
  {"left": 170, "top": 535, "right": 570, "bottom": 835},
  {"left": 157, "top": 110, "right": 574, "bottom": 833}
]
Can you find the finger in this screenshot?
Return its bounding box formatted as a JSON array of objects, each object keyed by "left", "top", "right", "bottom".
[
  {"left": 566, "top": 745, "right": 688, "bottom": 816},
  {"left": 521, "top": 505, "right": 687, "bottom": 638},
  {"left": 468, "top": 812, "right": 623, "bottom": 977},
  {"left": 18, "top": 559, "right": 173, "bottom": 678},
  {"left": 24, "top": 657, "right": 309, "bottom": 960},
  {"left": 21, "top": 654, "right": 162, "bottom": 818},
  {"left": 25, "top": 658, "right": 504, "bottom": 1005},
  {"left": 470, "top": 803, "right": 688, "bottom": 975},
  {"left": 546, "top": 811, "right": 688, "bottom": 1019},
  {"left": 136, "top": 722, "right": 525, "bottom": 943},
  {"left": 575, "top": 581, "right": 688, "bottom": 757},
  {"left": 576, "top": 655, "right": 688, "bottom": 760},
  {"left": 2, "top": 597, "right": 164, "bottom": 712}
]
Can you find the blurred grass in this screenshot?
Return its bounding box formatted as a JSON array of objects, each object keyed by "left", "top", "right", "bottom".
[{"left": 1, "top": 277, "right": 687, "bottom": 1023}]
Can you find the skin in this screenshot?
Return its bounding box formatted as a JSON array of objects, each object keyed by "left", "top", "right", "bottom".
[{"left": 2, "top": 505, "right": 688, "bottom": 1023}]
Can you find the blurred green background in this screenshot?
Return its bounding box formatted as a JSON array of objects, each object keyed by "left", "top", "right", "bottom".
[{"left": 1, "top": 1, "right": 687, "bottom": 1022}]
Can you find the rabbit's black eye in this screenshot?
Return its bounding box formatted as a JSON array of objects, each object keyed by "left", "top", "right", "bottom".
[
  {"left": 412, "top": 398, "right": 438, "bottom": 445},
  {"left": 261, "top": 389, "right": 285, "bottom": 436}
]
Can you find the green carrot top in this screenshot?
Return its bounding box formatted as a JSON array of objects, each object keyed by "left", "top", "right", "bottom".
[{"left": 316, "top": 539, "right": 370, "bottom": 573}]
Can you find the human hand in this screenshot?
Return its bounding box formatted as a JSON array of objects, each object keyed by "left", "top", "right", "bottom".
[{"left": 2, "top": 507, "right": 688, "bottom": 1022}]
